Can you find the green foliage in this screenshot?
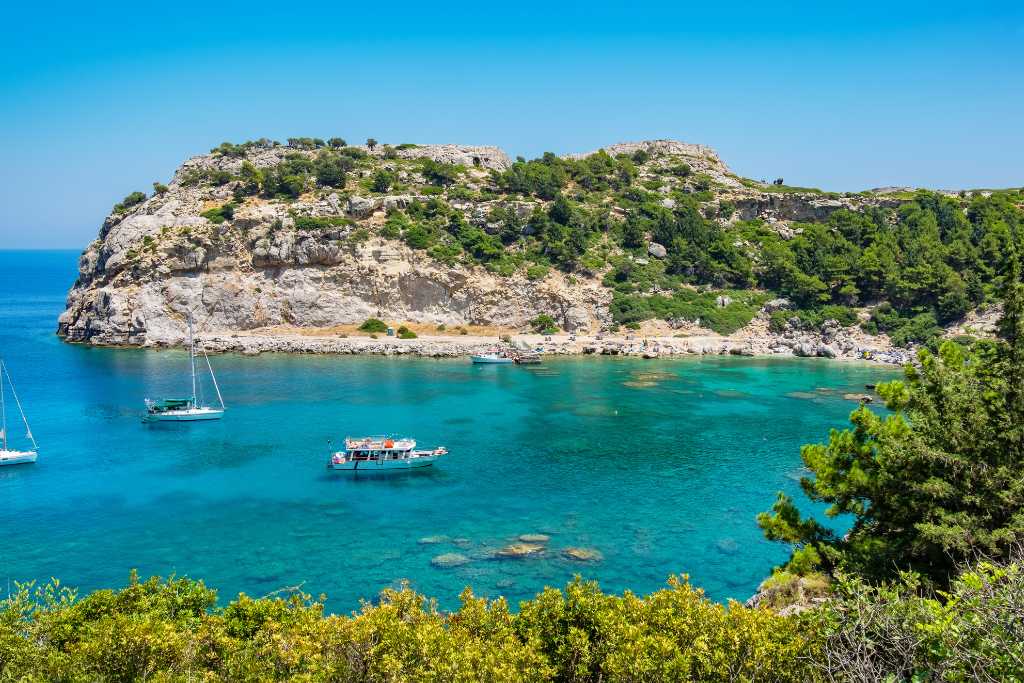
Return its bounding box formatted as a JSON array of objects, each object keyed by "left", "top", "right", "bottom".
[
  {"left": 420, "top": 158, "right": 460, "bottom": 186},
  {"left": 611, "top": 290, "right": 767, "bottom": 334},
  {"left": 771, "top": 305, "right": 859, "bottom": 333},
  {"left": 286, "top": 137, "right": 324, "bottom": 150},
  {"left": 366, "top": 137, "right": 378, "bottom": 150},
  {"left": 358, "top": 318, "right": 388, "bottom": 334},
  {"left": 327, "top": 137, "right": 347, "bottom": 148},
  {"left": 200, "top": 202, "right": 236, "bottom": 224},
  {"left": 807, "top": 557, "right": 1024, "bottom": 681},
  {"left": 370, "top": 169, "right": 395, "bottom": 193},
  {"left": 396, "top": 325, "right": 417, "bottom": 339},
  {"left": 760, "top": 278, "right": 1024, "bottom": 586},
  {"left": 112, "top": 191, "right": 147, "bottom": 214},
  {"left": 529, "top": 314, "right": 559, "bottom": 334},
  {"left": 313, "top": 150, "right": 352, "bottom": 188},
  {"left": 152, "top": 181, "right": 168, "bottom": 195},
  {"left": 292, "top": 215, "right": 353, "bottom": 231},
  {"left": 525, "top": 264, "right": 549, "bottom": 281},
  {"left": 0, "top": 573, "right": 815, "bottom": 681}
]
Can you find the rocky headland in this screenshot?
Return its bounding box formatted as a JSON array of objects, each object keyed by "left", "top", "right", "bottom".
[{"left": 57, "top": 137, "right": 1001, "bottom": 364}]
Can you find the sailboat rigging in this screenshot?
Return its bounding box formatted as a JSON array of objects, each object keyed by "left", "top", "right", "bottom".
[
  {"left": 0, "top": 359, "right": 38, "bottom": 466},
  {"left": 143, "top": 314, "right": 225, "bottom": 422}
]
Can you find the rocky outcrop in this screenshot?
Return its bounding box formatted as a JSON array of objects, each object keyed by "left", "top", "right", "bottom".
[{"left": 57, "top": 137, "right": 928, "bottom": 355}]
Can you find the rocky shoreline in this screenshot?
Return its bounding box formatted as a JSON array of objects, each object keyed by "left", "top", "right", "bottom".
[{"left": 124, "top": 323, "right": 914, "bottom": 366}]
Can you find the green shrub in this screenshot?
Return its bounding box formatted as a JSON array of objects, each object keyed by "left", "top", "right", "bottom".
[
  {"left": 371, "top": 169, "right": 395, "bottom": 193},
  {"left": 292, "top": 215, "right": 352, "bottom": 231},
  {"left": 397, "top": 325, "right": 417, "bottom": 339},
  {"left": 358, "top": 318, "right": 388, "bottom": 334},
  {"left": 525, "top": 264, "right": 549, "bottom": 281},
  {"left": 152, "top": 181, "right": 168, "bottom": 195},
  {"left": 200, "top": 202, "right": 236, "bottom": 224},
  {"left": 529, "top": 314, "right": 559, "bottom": 334},
  {"left": 113, "top": 191, "right": 147, "bottom": 214},
  {"left": 610, "top": 290, "right": 766, "bottom": 335}
]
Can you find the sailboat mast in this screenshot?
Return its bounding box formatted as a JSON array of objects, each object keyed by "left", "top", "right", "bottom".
[
  {"left": 188, "top": 315, "right": 197, "bottom": 404},
  {"left": 1, "top": 360, "right": 7, "bottom": 451},
  {"left": 2, "top": 361, "right": 36, "bottom": 450}
]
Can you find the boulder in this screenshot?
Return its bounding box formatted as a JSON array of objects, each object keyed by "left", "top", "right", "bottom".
[
  {"left": 494, "top": 543, "right": 545, "bottom": 559},
  {"left": 347, "top": 196, "right": 379, "bottom": 218},
  {"left": 647, "top": 242, "right": 667, "bottom": 259},
  {"left": 431, "top": 553, "right": 470, "bottom": 568},
  {"left": 518, "top": 534, "right": 550, "bottom": 543},
  {"left": 562, "top": 547, "right": 603, "bottom": 562}
]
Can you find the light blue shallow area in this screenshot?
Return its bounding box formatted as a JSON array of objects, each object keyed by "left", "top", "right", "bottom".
[{"left": 0, "top": 250, "right": 897, "bottom": 611}]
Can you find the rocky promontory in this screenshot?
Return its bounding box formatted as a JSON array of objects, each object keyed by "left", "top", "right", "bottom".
[{"left": 58, "top": 136, "right": 996, "bottom": 362}]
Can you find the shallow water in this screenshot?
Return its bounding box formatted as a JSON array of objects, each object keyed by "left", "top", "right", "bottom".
[{"left": 0, "top": 250, "right": 896, "bottom": 611}]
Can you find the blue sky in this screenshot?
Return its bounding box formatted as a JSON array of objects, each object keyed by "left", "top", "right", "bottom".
[{"left": 1, "top": 1, "right": 1021, "bottom": 248}]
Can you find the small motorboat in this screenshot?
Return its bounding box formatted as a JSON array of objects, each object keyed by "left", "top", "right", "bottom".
[
  {"left": 328, "top": 436, "right": 448, "bottom": 471},
  {"left": 0, "top": 358, "right": 38, "bottom": 466}
]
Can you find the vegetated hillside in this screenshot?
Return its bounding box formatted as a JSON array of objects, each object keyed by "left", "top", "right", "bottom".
[{"left": 57, "top": 136, "right": 1024, "bottom": 349}]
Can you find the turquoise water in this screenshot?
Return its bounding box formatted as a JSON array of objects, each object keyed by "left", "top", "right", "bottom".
[{"left": 0, "top": 250, "right": 895, "bottom": 611}]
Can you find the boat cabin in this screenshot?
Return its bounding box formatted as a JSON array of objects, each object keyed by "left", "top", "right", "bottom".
[{"left": 344, "top": 436, "right": 416, "bottom": 461}]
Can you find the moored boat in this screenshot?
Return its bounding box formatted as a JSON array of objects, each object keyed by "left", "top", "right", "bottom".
[
  {"left": 471, "top": 349, "right": 513, "bottom": 364},
  {"left": 328, "top": 436, "right": 448, "bottom": 471},
  {"left": 0, "top": 359, "right": 38, "bottom": 466},
  {"left": 144, "top": 315, "right": 225, "bottom": 422}
]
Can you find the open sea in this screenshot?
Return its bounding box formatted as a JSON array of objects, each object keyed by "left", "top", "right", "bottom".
[{"left": 0, "top": 249, "right": 896, "bottom": 611}]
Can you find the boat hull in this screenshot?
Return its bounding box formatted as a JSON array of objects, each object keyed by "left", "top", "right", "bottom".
[
  {"left": 0, "top": 450, "right": 37, "bottom": 466},
  {"left": 144, "top": 408, "right": 224, "bottom": 422},
  {"left": 328, "top": 454, "right": 440, "bottom": 471},
  {"left": 471, "top": 355, "right": 513, "bottom": 364}
]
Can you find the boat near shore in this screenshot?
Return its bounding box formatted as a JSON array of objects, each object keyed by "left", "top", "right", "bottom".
[
  {"left": 471, "top": 350, "right": 514, "bottom": 364},
  {"left": 144, "top": 316, "right": 225, "bottom": 422},
  {"left": 0, "top": 359, "right": 38, "bottom": 466},
  {"left": 328, "top": 436, "right": 448, "bottom": 471}
]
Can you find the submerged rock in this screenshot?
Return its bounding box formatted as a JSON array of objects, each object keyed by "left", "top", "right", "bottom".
[
  {"left": 494, "top": 543, "right": 545, "bottom": 559},
  {"left": 431, "top": 553, "right": 470, "bottom": 568},
  {"left": 418, "top": 535, "right": 450, "bottom": 545},
  {"left": 716, "top": 538, "right": 740, "bottom": 555},
  {"left": 518, "top": 534, "right": 551, "bottom": 543},
  {"left": 562, "top": 547, "right": 603, "bottom": 562}
]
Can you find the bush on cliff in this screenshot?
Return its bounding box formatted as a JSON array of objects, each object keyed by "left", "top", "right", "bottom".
[{"left": 112, "top": 191, "right": 147, "bottom": 214}]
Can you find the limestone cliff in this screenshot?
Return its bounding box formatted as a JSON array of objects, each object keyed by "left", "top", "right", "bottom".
[{"left": 57, "top": 138, "right": 906, "bottom": 347}]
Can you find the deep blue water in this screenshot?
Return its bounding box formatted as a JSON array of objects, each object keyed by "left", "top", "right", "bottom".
[{"left": 0, "top": 250, "right": 895, "bottom": 611}]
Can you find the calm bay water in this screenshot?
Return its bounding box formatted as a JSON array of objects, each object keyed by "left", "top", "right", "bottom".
[{"left": 0, "top": 250, "right": 895, "bottom": 610}]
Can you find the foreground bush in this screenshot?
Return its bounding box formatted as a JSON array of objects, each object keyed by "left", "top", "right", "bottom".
[
  {"left": 2, "top": 558, "right": 1022, "bottom": 681},
  {"left": 0, "top": 573, "right": 812, "bottom": 681}
]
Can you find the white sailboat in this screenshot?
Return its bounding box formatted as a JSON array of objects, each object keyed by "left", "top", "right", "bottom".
[
  {"left": 144, "top": 315, "right": 225, "bottom": 422},
  {"left": 0, "top": 359, "right": 38, "bottom": 466}
]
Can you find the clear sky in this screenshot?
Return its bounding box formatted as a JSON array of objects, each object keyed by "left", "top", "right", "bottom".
[{"left": 1, "top": 1, "right": 1021, "bottom": 248}]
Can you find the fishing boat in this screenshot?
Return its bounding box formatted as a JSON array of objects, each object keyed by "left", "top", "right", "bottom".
[
  {"left": 144, "top": 316, "right": 225, "bottom": 422},
  {"left": 328, "top": 436, "right": 448, "bottom": 471},
  {"left": 471, "top": 350, "right": 513, "bottom": 364},
  {"left": 0, "top": 359, "right": 38, "bottom": 466}
]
